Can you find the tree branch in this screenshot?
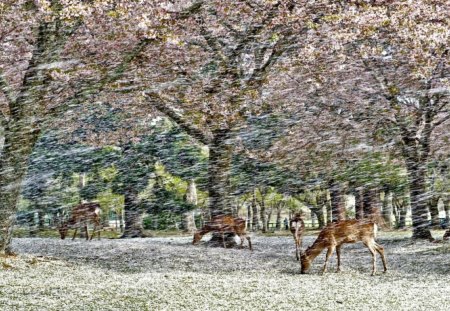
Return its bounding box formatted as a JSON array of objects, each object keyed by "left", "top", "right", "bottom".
[
  {"left": 48, "top": 37, "right": 154, "bottom": 117},
  {"left": 0, "top": 68, "right": 15, "bottom": 107},
  {"left": 143, "top": 91, "right": 212, "bottom": 146},
  {"left": 431, "top": 113, "right": 450, "bottom": 131}
]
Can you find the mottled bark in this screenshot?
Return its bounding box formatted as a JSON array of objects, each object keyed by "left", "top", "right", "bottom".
[
  {"left": 329, "top": 179, "right": 345, "bottom": 222},
  {"left": 208, "top": 129, "right": 233, "bottom": 217},
  {"left": 121, "top": 190, "right": 145, "bottom": 238},
  {"left": 407, "top": 163, "right": 433, "bottom": 240}
]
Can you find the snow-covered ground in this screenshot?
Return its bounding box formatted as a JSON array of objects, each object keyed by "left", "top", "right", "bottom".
[{"left": 1, "top": 232, "right": 450, "bottom": 310}]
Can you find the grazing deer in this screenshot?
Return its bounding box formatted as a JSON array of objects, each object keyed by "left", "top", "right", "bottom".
[
  {"left": 58, "top": 202, "right": 101, "bottom": 240},
  {"left": 300, "top": 219, "right": 387, "bottom": 276},
  {"left": 290, "top": 213, "right": 305, "bottom": 261},
  {"left": 192, "top": 215, "right": 252, "bottom": 250}
]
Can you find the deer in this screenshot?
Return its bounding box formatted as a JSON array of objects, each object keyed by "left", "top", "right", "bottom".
[
  {"left": 290, "top": 213, "right": 305, "bottom": 261},
  {"left": 58, "top": 202, "right": 101, "bottom": 241},
  {"left": 300, "top": 219, "right": 387, "bottom": 276},
  {"left": 192, "top": 215, "right": 252, "bottom": 251}
]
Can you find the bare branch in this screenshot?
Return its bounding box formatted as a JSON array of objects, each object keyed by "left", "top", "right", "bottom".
[
  {"left": 431, "top": 113, "right": 450, "bottom": 131},
  {"left": 48, "top": 37, "right": 154, "bottom": 117},
  {"left": 143, "top": 91, "right": 212, "bottom": 146}
]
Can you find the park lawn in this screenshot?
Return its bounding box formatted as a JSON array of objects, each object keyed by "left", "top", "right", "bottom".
[{"left": 1, "top": 231, "right": 449, "bottom": 310}]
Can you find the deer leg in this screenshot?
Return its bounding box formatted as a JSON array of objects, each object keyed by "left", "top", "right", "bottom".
[
  {"left": 72, "top": 228, "right": 78, "bottom": 241},
  {"left": 336, "top": 245, "right": 343, "bottom": 272},
  {"left": 238, "top": 234, "right": 244, "bottom": 248},
  {"left": 85, "top": 224, "right": 89, "bottom": 241},
  {"left": 90, "top": 224, "right": 96, "bottom": 241},
  {"left": 295, "top": 236, "right": 300, "bottom": 261},
  {"left": 222, "top": 231, "right": 226, "bottom": 249},
  {"left": 364, "top": 241, "right": 377, "bottom": 276},
  {"left": 322, "top": 246, "right": 335, "bottom": 275},
  {"left": 246, "top": 236, "right": 252, "bottom": 251},
  {"left": 374, "top": 242, "right": 387, "bottom": 273}
]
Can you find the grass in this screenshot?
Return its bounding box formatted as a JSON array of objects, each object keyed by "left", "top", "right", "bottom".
[{"left": 1, "top": 230, "right": 449, "bottom": 310}]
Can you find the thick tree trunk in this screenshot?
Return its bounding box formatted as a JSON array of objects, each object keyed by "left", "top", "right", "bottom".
[
  {"left": 407, "top": 163, "right": 433, "bottom": 240},
  {"left": 0, "top": 15, "right": 77, "bottom": 254},
  {"left": 0, "top": 125, "right": 41, "bottom": 254},
  {"left": 329, "top": 179, "right": 345, "bottom": 222},
  {"left": 208, "top": 130, "right": 233, "bottom": 216},
  {"left": 206, "top": 129, "right": 238, "bottom": 247},
  {"left": 121, "top": 190, "right": 145, "bottom": 238}
]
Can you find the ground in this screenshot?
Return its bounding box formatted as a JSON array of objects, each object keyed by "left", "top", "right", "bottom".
[{"left": 1, "top": 231, "right": 449, "bottom": 310}]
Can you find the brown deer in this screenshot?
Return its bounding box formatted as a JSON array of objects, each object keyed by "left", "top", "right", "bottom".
[
  {"left": 58, "top": 202, "right": 101, "bottom": 240},
  {"left": 192, "top": 215, "right": 252, "bottom": 250},
  {"left": 290, "top": 213, "right": 305, "bottom": 261},
  {"left": 300, "top": 219, "right": 387, "bottom": 276}
]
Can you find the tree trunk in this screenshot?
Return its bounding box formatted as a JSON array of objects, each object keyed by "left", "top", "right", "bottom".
[
  {"left": 310, "top": 207, "right": 325, "bottom": 229},
  {"left": 208, "top": 129, "right": 233, "bottom": 217},
  {"left": 393, "top": 194, "right": 408, "bottom": 230},
  {"left": 407, "top": 163, "right": 433, "bottom": 240},
  {"left": 428, "top": 195, "right": 440, "bottom": 229},
  {"left": 260, "top": 198, "right": 267, "bottom": 233},
  {"left": 444, "top": 198, "right": 450, "bottom": 239},
  {"left": 382, "top": 190, "right": 393, "bottom": 229},
  {"left": 0, "top": 15, "right": 78, "bottom": 254},
  {"left": 182, "top": 179, "right": 198, "bottom": 233},
  {"left": 266, "top": 209, "right": 272, "bottom": 231},
  {"left": 182, "top": 212, "right": 196, "bottom": 233},
  {"left": 121, "top": 190, "right": 145, "bottom": 238},
  {"left": 329, "top": 179, "right": 345, "bottom": 222},
  {"left": 275, "top": 203, "right": 282, "bottom": 230},
  {"left": 355, "top": 188, "right": 364, "bottom": 220},
  {"left": 326, "top": 192, "right": 332, "bottom": 225},
  {"left": 247, "top": 202, "right": 252, "bottom": 229},
  {"left": 206, "top": 129, "right": 238, "bottom": 247},
  {"left": 38, "top": 210, "right": 46, "bottom": 230},
  {"left": 251, "top": 190, "right": 259, "bottom": 231},
  {"left": 0, "top": 125, "right": 41, "bottom": 254}
]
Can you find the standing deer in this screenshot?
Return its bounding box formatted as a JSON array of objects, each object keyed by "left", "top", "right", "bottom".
[
  {"left": 192, "top": 215, "right": 252, "bottom": 250},
  {"left": 58, "top": 202, "right": 101, "bottom": 240},
  {"left": 290, "top": 213, "right": 305, "bottom": 261},
  {"left": 300, "top": 219, "right": 387, "bottom": 276}
]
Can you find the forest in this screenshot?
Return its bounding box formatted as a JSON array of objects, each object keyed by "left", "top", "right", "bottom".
[{"left": 0, "top": 1, "right": 449, "bottom": 310}]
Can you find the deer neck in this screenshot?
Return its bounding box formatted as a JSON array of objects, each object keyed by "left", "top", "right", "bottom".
[{"left": 305, "top": 240, "right": 327, "bottom": 261}]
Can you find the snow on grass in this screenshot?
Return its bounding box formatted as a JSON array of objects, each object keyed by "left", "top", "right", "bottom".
[{"left": 1, "top": 231, "right": 449, "bottom": 310}]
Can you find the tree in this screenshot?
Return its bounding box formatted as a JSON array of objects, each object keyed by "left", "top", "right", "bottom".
[
  {"left": 140, "top": 1, "right": 333, "bottom": 224},
  {"left": 0, "top": 0, "right": 162, "bottom": 253}
]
